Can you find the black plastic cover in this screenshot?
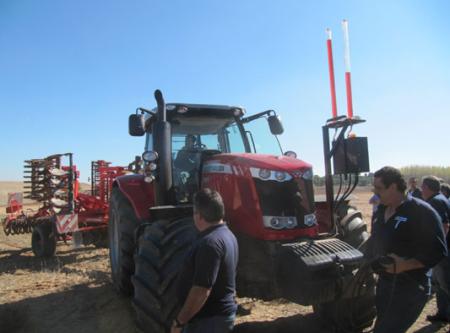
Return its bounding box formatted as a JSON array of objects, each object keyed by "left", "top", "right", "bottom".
[
  {"left": 281, "top": 238, "right": 363, "bottom": 270},
  {"left": 333, "top": 137, "right": 370, "bottom": 174}
]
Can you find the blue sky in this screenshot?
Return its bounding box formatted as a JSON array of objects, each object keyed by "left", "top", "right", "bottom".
[{"left": 1, "top": 0, "right": 449, "bottom": 181}]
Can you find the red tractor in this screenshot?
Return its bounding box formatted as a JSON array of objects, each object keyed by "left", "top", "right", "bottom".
[{"left": 109, "top": 90, "right": 375, "bottom": 332}]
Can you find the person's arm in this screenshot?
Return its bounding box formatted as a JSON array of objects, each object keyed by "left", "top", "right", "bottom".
[
  {"left": 171, "top": 286, "right": 211, "bottom": 332},
  {"left": 172, "top": 240, "right": 222, "bottom": 332}
]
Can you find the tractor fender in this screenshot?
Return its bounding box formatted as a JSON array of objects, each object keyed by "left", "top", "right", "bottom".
[{"left": 114, "top": 174, "right": 155, "bottom": 220}]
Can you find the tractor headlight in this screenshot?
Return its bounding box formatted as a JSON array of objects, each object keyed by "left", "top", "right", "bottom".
[
  {"left": 148, "top": 163, "right": 157, "bottom": 171},
  {"left": 275, "top": 171, "right": 286, "bottom": 181},
  {"left": 286, "top": 217, "right": 296, "bottom": 229},
  {"left": 258, "top": 169, "right": 271, "bottom": 180},
  {"left": 250, "top": 167, "right": 292, "bottom": 182},
  {"left": 302, "top": 169, "right": 313, "bottom": 180},
  {"left": 284, "top": 150, "right": 297, "bottom": 159},
  {"left": 270, "top": 218, "right": 283, "bottom": 229},
  {"left": 304, "top": 213, "right": 317, "bottom": 227},
  {"left": 142, "top": 150, "right": 158, "bottom": 162},
  {"left": 263, "top": 216, "right": 298, "bottom": 230}
]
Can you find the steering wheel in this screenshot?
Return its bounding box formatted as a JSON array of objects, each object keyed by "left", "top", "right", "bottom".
[{"left": 194, "top": 143, "right": 207, "bottom": 149}]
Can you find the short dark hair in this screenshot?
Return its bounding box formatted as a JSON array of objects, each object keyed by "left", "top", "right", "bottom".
[
  {"left": 374, "top": 166, "right": 407, "bottom": 192},
  {"left": 193, "top": 188, "right": 225, "bottom": 223},
  {"left": 441, "top": 183, "right": 450, "bottom": 198},
  {"left": 422, "top": 176, "right": 441, "bottom": 193}
]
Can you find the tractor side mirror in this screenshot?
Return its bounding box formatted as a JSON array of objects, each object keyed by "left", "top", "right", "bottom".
[
  {"left": 268, "top": 115, "right": 284, "bottom": 135},
  {"left": 129, "top": 114, "right": 145, "bottom": 136}
]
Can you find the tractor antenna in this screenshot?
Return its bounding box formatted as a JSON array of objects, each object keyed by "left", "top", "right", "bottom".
[
  {"left": 342, "top": 19, "right": 354, "bottom": 119},
  {"left": 326, "top": 28, "right": 338, "bottom": 119}
]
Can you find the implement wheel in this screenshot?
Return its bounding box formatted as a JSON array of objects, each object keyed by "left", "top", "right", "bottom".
[
  {"left": 109, "top": 187, "right": 141, "bottom": 295},
  {"left": 132, "top": 217, "right": 197, "bottom": 333},
  {"left": 31, "top": 222, "right": 56, "bottom": 257}
]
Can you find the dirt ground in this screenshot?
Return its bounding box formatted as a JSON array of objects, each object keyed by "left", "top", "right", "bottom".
[{"left": 1, "top": 186, "right": 449, "bottom": 333}]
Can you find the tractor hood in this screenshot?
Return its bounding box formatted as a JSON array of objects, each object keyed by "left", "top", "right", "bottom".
[
  {"left": 201, "top": 152, "right": 318, "bottom": 241},
  {"left": 204, "top": 153, "right": 312, "bottom": 175}
]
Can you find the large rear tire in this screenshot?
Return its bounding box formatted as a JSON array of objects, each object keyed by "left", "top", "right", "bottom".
[
  {"left": 132, "top": 217, "right": 198, "bottom": 333},
  {"left": 32, "top": 222, "right": 56, "bottom": 257},
  {"left": 109, "top": 187, "right": 141, "bottom": 295}
]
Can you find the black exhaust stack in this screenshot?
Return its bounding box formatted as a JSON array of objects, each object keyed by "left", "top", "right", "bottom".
[{"left": 152, "top": 89, "right": 173, "bottom": 206}]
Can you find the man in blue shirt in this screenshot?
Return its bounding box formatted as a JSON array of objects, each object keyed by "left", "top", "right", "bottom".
[
  {"left": 407, "top": 177, "right": 423, "bottom": 199},
  {"left": 367, "top": 167, "right": 447, "bottom": 333},
  {"left": 173, "top": 188, "right": 238, "bottom": 333},
  {"left": 441, "top": 183, "right": 450, "bottom": 200},
  {"left": 422, "top": 175, "right": 450, "bottom": 323}
]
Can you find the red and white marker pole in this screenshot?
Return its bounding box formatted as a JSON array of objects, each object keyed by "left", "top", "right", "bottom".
[
  {"left": 326, "top": 28, "right": 338, "bottom": 119},
  {"left": 342, "top": 19, "right": 353, "bottom": 119}
]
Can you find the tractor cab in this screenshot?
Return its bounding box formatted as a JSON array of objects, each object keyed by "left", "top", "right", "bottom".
[{"left": 130, "top": 102, "right": 286, "bottom": 203}]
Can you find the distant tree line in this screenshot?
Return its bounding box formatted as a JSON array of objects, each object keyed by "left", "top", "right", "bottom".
[
  {"left": 399, "top": 166, "right": 450, "bottom": 184},
  {"left": 312, "top": 166, "right": 450, "bottom": 187},
  {"left": 313, "top": 173, "right": 374, "bottom": 187}
]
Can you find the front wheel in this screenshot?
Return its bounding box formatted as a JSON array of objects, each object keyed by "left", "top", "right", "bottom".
[
  {"left": 109, "top": 187, "right": 141, "bottom": 295},
  {"left": 132, "top": 217, "right": 198, "bottom": 333},
  {"left": 31, "top": 222, "right": 56, "bottom": 257},
  {"left": 339, "top": 206, "right": 370, "bottom": 252}
]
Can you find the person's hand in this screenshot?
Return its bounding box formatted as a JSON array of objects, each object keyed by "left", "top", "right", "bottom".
[
  {"left": 170, "top": 323, "right": 182, "bottom": 333},
  {"left": 171, "top": 319, "right": 184, "bottom": 333},
  {"left": 382, "top": 253, "right": 406, "bottom": 274}
]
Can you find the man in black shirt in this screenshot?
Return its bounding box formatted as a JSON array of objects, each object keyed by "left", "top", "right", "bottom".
[
  {"left": 367, "top": 167, "right": 447, "bottom": 333},
  {"left": 407, "top": 177, "right": 422, "bottom": 199},
  {"left": 421, "top": 175, "right": 450, "bottom": 322},
  {"left": 441, "top": 183, "right": 450, "bottom": 199},
  {"left": 173, "top": 188, "right": 238, "bottom": 333}
]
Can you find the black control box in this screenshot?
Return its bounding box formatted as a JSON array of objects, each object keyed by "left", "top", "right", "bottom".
[{"left": 333, "top": 137, "right": 370, "bottom": 174}]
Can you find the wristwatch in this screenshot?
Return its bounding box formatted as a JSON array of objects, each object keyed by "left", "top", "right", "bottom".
[{"left": 174, "top": 318, "right": 185, "bottom": 328}]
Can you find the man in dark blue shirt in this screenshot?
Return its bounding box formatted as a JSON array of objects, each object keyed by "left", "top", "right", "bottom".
[
  {"left": 173, "top": 188, "right": 238, "bottom": 333},
  {"left": 367, "top": 167, "right": 447, "bottom": 333},
  {"left": 407, "top": 177, "right": 423, "bottom": 199},
  {"left": 422, "top": 175, "right": 450, "bottom": 323},
  {"left": 441, "top": 183, "right": 450, "bottom": 200}
]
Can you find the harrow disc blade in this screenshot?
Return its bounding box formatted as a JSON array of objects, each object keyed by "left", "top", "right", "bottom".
[
  {"left": 53, "top": 189, "right": 67, "bottom": 196},
  {"left": 51, "top": 178, "right": 62, "bottom": 186},
  {"left": 50, "top": 168, "right": 68, "bottom": 177},
  {"left": 51, "top": 197, "right": 68, "bottom": 207}
]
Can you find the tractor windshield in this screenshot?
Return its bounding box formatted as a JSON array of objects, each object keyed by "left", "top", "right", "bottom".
[
  {"left": 241, "top": 117, "right": 283, "bottom": 155},
  {"left": 169, "top": 115, "right": 282, "bottom": 156},
  {"left": 170, "top": 115, "right": 247, "bottom": 154}
]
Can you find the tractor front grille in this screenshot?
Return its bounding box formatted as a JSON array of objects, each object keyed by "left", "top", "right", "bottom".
[{"left": 254, "top": 178, "right": 315, "bottom": 228}]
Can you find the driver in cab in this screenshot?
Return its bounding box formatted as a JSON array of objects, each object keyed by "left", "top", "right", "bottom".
[{"left": 175, "top": 134, "right": 198, "bottom": 172}]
